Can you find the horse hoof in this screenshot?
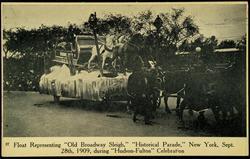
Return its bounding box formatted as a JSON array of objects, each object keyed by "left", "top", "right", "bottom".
[
  {"left": 166, "top": 110, "right": 172, "bottom": 114},
  {"left": 178, "top": 120, "right": 185, "bottom": 125},
  {"left": 145, "top": 121, "right": 153, "bottom": 125},
  {"left": 133, "top": 118, "right": 137, "bottom": 122},
  {"left": 126, "top": 110, "right": 132, "bottom": 114}
]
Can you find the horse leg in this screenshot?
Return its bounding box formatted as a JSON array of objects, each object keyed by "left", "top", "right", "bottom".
[
  {"left": 179, "top": 99, "right": 187, "bottom": 121},
  {"left": 126, "top": 97, "right": 132, "bottom": 114},
  {"left": 163, "top": 91, "right": 171, "bottom": 114},
  {"left": 144, "top": 111, "right": 151, "bottom": 125},
  {"left": 132, "top": 100, "right": 138, "bottom": 122},
  {"left": 102, "top": 54, "right": 107, "bottom": 70},
  {"left": 122, "top": 48, "right": 128, "bottom": 75},
  {"left": 122, "top": 60, "right": 126, "bottom": 75},
  {"left": 111, "top": 58, "right": 117, "bottom": 70},
  {"left": 88, "top": 54, "right": 96, "bottom": 72},
  {"left": 209, "top": 95, "right": 220, "bottom": 122},
  {"left": 152, "top": 93, "right": 157, "bottom": 112},
  {"left": 112, "top": 47, "right": 120, "bottom": 72},
  {"left": 133, "top": 112, "right": 137, "bottom": 122},
  {"left": 176, "top": 93, "right": 181, "bottom": 113}
]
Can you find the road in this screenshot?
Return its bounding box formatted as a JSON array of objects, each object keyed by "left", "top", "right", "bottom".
[{"left": 3, "top": 91, "right": 214, "bottom": 137}]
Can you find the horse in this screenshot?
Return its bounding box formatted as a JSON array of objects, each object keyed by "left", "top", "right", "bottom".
[
  {"left": 127, "top": 55, "right": 154, "bottom": 124},
  {"left": 87, "top": 34, "right": 131, "bottom": 71},
  {"left": 177, "top": 70, "right": 218, "bottom": 121},
  {"left": 114, "top": 33, "right": 145, "bottom": 72},
  {"left": 176, "top": 61, "right": 244, "bottom": 125},
  {"left": 156, "top": 67, "right": 190, "bottom": 114},
  {"left": 87, "top": 44, "right": 115, "bottom": 71},
  {"left": 87, "top": 34, "right": 117, "bottom": 71},
  {"left": 156, "top": 64, "right": 218, "bottom": 119},
  {"left": 144, "top": 61, "right": 163, "bottom": 111},
  {"left": 163, "top": 65, "right": 233, "bottom": 123},
  {"left": 210, "top": 62, "right": 243, "bottom": 122},
  {"left": 88, "top": 33, "right": 144, "bottom": 73},
  {"left": 56, "top": 42, "right": 70, "bottom": 51},
  {"left": 126, "top": 60, "right": 163, "bottom": 118}
]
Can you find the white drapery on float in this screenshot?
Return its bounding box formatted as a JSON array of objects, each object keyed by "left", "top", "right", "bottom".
[{"left": 39, "top": 64, "right": 130, "bottom": 101}]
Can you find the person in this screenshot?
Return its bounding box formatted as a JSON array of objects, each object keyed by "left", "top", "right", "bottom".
[{"left": 127, "top": 56, "right": 152, "bottom": 125}]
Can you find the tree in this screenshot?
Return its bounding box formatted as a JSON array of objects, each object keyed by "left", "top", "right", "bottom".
[
  {"left": 84, "top": 13, "right": 132, "bottom": 35},
  {"left": 202, "top": 35, "right": 218, "bottom": 54},
  {"left": 185, "top": 35, "right": 218, "bottom": 53},
  {"left": 103, "top": 14, "right": 131, "bottom": 34},
  {"left": 131, "top": 10, "right": 154, "bottom": 35},
  {"left": 179, "top": 39, "right": 191, "bottom": 52},
  {"left": 131, "top": 8, "right": 200, "bottom": 64},
  {"left": 177, "top": 34, "right": 219, "bottom": 64},
  {"left": 158, "top": 8, "right": 199, "bottom": 50},
  {"left": 218, "top": 40, "right": 236, "bottom": 49},
  {"left": 3, "top": 24, "right": 83, "bottom": 91}
]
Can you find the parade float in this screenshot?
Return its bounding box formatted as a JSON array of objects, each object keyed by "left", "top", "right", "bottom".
[
  {"left": 39, "top": 64, "right": 129, "bottom": 102},
  {"left": 39, "top": 13, "right": 130, "bottom": 102}
]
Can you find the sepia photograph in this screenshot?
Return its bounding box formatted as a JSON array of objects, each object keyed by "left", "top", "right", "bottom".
[{"left": 2, "top": 2, "right": 248, "bottom": 139}]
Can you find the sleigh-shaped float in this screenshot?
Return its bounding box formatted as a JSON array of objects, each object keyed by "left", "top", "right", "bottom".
[
  {"left": 39, "top": 64, "right": 130, "bottom": 102},
  {"left": 39, "top": 33, "right": 131, "bottom": 102}
]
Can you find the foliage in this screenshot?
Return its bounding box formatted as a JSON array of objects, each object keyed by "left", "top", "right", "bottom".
[
  {"left": 129, "top": 9, "right": 200, "bottom": 60},
  {"left": 158, "top": 8, "right": 199, "bottom": 47},
  {"left": 3, "top": 24, "right": 84, "bottom": 91},
  {"left": 83, "top": 8, "right": 200, "bottom": 62},
  {"left": 218, "top": 40, "right": 236, "bottom": 49},
  {"left": 179, "top": 35, "right": 218, "bottom": 54}
]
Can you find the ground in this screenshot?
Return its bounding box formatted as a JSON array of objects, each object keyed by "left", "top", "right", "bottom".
[{"left": 3, "top": 91, "right": 220, "bottom": 137}]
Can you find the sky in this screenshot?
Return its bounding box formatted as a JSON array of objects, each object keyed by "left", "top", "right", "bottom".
[{"left": 2, "top": 2, "right": 248, "bottom": 42}]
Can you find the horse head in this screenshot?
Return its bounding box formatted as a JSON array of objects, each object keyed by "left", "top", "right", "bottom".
[{"left": 56, "top": 42, "right": 67, "bottom": 50}]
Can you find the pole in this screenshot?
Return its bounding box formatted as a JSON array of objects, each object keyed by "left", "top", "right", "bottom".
[
  {"left": 154, "top": 15, "right": 163, "bottom": 64},
  {"left": 90, "top": 12, "right": 103, "bottom": 77},
  {"left": 93, "top": 29, "right": 103, "bottom": 76}
]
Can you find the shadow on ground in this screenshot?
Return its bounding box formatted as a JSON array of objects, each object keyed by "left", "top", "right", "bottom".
[{"left": 51, "top": 99, "right": 128, "bottom": 113}]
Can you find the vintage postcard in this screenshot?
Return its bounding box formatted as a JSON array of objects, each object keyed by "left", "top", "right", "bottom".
[{"left": 1, "top": 2, "right": 248, "bottom": 156}]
